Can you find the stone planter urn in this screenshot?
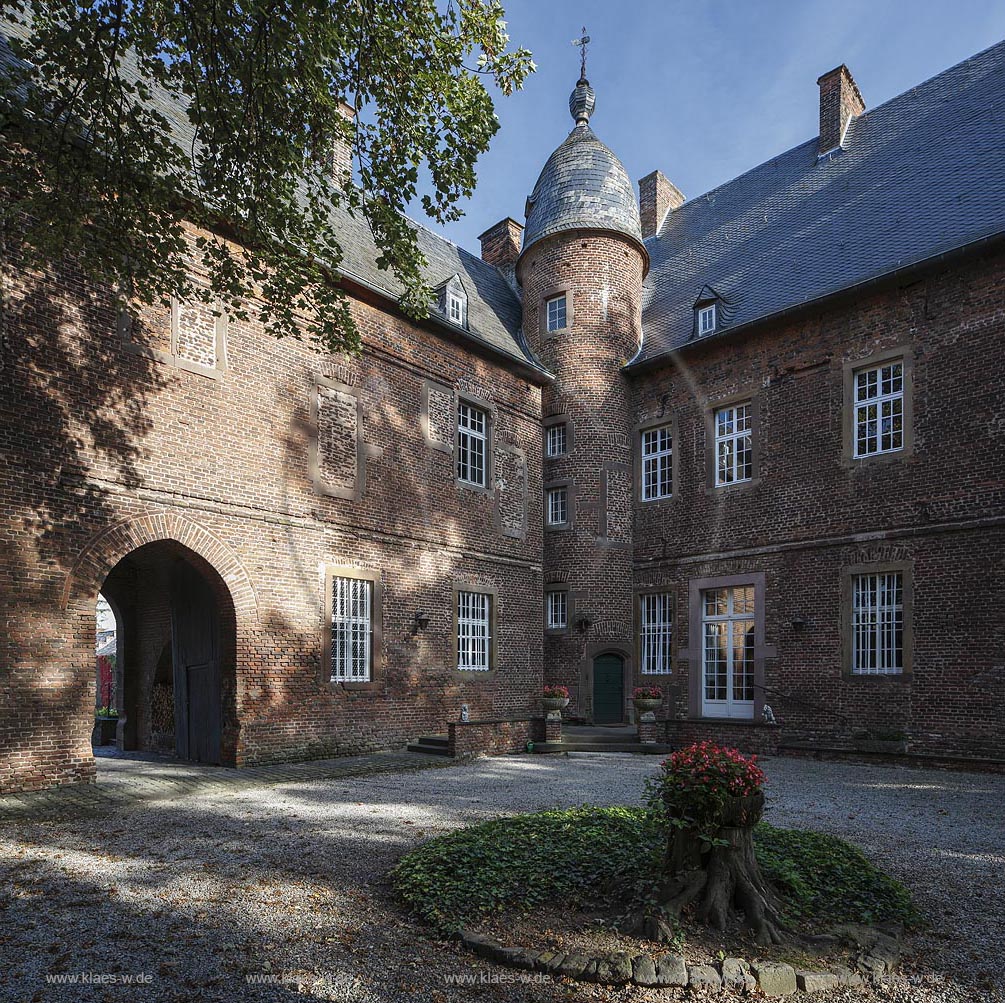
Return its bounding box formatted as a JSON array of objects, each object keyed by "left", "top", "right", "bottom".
[
  {"left": 541, "top": 697, "right": 570, "bottom": 714},
  {"left": 634, "top": 698, "right": 661, "bottom": 716}
]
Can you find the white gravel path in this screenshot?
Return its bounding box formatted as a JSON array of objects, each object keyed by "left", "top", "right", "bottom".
[{"left": 0, "top": 753, "right": 1002, "bottom": 1002}]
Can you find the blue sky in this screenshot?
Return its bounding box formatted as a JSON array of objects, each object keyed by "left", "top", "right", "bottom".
[{"left": 417, "top": 0, "right": 1005, "bottom": 254}]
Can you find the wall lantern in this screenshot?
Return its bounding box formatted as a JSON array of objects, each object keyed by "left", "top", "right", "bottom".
[
  {"left": 575, "top": 615, "right": 593, "bottom": 633},
  {"left": 412, "top": 611, "right": 430, "bottom": 635},
  {"left": 790, "top": 615, "right": 808, "bottom": 631}
]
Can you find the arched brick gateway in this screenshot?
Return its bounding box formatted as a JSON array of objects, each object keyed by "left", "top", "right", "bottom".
[{"left": 61, "top": 511, "right": 259, "bottom": 624}]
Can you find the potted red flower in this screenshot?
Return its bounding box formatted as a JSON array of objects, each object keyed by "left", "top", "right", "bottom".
[
  {"left": 541, "top": 684, "right": 570, "bottom": 712},
  {"left": 632, "top": 685, "right": 663, "bottom": 715}
]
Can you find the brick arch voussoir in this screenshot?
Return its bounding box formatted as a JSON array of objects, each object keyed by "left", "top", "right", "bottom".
[{"left": 62, "top": 511, "right": 260, "bottom": 624}]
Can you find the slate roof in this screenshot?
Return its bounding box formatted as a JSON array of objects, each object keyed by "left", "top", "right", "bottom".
[
  {"left": 634, "top": 39, "right": 1005, "bottom": 366},
  {"left": 523, "top": 81, "right": 642, "bottom": 255},
  {"left": 0, "top": 21, "right": 539, "bottom": 376}
]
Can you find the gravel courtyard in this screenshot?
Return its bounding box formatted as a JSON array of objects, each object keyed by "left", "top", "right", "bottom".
[{"left": 0, "top": 753, "right": 1002, "bottom": 1002}]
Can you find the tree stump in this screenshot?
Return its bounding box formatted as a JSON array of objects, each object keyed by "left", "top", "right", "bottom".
[{"left": 639, "top": 792, "right": 787, "bottom": 946}]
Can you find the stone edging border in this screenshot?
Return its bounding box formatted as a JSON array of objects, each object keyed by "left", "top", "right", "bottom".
[{"left": 457, "top": 923, "right": 901, "bottom": 995}]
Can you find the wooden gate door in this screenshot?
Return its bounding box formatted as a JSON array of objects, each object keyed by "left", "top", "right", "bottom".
[
  {"left": 171, "top": 560, "right": 222, "bottom": 763},
  {"left": 593, "top": 654, "right": 625, "bottom": 725}
]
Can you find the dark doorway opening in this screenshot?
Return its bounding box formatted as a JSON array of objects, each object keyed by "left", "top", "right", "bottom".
[
  {"left": 98, "top": 541, "right": 230, "bottom": 764},
  {"left": 592, "top": 653, "right": 625, "bottom": 725}
]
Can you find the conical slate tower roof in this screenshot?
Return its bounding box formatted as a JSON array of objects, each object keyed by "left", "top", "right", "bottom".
[{"left": 523, "top": 77, "right": 642, "bottom": 255}]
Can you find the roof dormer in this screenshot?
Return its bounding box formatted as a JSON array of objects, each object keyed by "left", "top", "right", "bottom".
[
  {"left": 693, "top": 285, "right": 727, "bottom": 339},
  {"left": 434, "top": 274, "right": 468, "bottom": 330}
]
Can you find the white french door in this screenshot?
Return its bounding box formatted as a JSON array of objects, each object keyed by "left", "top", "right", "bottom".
[{"left": 701, "top": 585, "right": 755, "bottom": 719}]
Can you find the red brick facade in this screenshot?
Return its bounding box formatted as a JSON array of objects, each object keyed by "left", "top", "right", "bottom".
[
  {"left": 3, "top": 57, "right": 1004, "bottom": 793},
  {"left": 630, "top": 246, "right": 1005, "bottom": 762},
  {"left": 0, "top": 231, "right": 545, "bottom": 792}
]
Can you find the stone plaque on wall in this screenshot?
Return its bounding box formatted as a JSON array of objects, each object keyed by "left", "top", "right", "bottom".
[
  {"left": 604, "top": 466, "right": 632, "bottom": 542},
  {"left": 317, "top": 387, "right": 358, "bottom": 492},
  {"left": 494, "top": 446, "right": 527, "bottom": 538},
  {"left": 423, "top": 381, "right": 455, "bottom": 452},
  {"left": 176, "top": 300, "right": 218, "bottom": 370}
]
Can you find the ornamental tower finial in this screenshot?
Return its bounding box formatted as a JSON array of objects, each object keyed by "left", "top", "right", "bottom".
[
  {"left": 572, "top": 26, "right": 590, "bottom": 81},
  {"left": 569, "top": 27, "right": 595, "bottom": 127}
]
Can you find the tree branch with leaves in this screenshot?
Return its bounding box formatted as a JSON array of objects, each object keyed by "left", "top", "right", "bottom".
[{"left": 0, "top": 0, "right": 533, "bottom": 352}]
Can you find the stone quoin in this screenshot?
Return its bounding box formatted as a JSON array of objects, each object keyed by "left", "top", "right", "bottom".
[{"left": 1, "top": 23, "right": 1003, "bottom": 792}]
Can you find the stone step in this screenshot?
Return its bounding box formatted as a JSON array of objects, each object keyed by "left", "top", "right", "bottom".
[
  {"left": 407, "top": 734, "right": 451, "bottom": 756},
  {"left": 562, "top": 734, "right": 640, "bottom": 745},
  {"left": 533, "top": 742, "right": 673, "bottom": 755}
]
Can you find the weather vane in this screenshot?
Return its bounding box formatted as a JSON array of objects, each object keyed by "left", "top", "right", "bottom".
[{"left": 572, "top": 26, "right": 590, "bottom": 80}]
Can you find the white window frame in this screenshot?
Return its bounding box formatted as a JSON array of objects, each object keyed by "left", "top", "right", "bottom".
[
  {"left": 457, "top": 590, "right": 492, "bottom": 671},
  {"left": 545, "top": 423, "right": 567, "bottom": 458},
  {"left": 715, "top": 402, "right": 753, "bottom": 486},
  {"left": 701, "top": 585, "right": 755, "bottom": 719},
  {"left": 546, "top": 294, "right": 567, "bottom": 333},
  {"left": 546, "top": 486, "right": 568, "bottom": 526},
  {"left": 448, "top": 292, "right": 464, "bottom": 324},
  {"left": 456, "top": 401, "right": 488, "bottom": 487},
  {"left": 853, "top": 361, "right": 904, "bottom": 458},
  {"left": 546, "top": 590, "right": 568, "bottom": 630},
  {"left": 851, "top": 572, "right": 904, "bottom": 675},
  {"left": 641, "top": 425, "right": 673, "bottom": 500},
  {"left": 639, "top": 592, "right": 673, "bottom": 674},
  {"left": 330, "top": 576, "right": 372, "bottom": 682},
  {"left": 697, "top": 303, "right": 716, "bottom": 336}
]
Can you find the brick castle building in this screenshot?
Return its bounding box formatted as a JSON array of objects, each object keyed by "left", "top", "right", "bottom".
[{"left": 2, "top": 34, "right": 1003, "bottom": 791}]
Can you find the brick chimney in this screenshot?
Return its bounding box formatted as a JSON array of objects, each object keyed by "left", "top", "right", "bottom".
[
  {"left": 638, "top": 171, "right": 685, "bottom": 239},
  {"left": 817, "top": 65, "right": 865, "bottom": 155},
  {"left": 478, "top": 217, "right": 524, "bottom": 269},
  {"left": 331, "top": 100, "right": 356, "bottom": 187}
]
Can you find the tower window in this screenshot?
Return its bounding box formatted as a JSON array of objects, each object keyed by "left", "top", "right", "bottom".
[
  {"left": 546, "top": 423, "right": 567, "bottom": 457},
  {"left": 546, "top": 294, "right": 567, "bottom": 332},
  {"left": 546, "top": 590, "right": 568, "bottom": 630},
  {"left": 697, "top": 303, "right": 717, "bottom": 336},
  {"left": 546, "top": 486, "right": 568, "bottom": 526}
]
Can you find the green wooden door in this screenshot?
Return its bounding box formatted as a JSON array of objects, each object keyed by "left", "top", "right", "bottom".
[{"left": 593, "top": 654, "right": 624, "bottom": 725}]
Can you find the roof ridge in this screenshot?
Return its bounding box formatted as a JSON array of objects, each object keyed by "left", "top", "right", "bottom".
[
  {"left": 638, "top": 37, "right": 1005, "bottom": 364},
  {"left": 650, "top": 36, "right": 1005, "bottom": 240}
]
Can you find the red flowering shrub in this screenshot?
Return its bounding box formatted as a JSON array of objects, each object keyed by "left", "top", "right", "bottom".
[
  {"left": 648, "top": 742, "right": 765, "bottom": 833},
  {"left": 664, "top": 742, "right": 765, "bottom": 798},
  {"left": 632, "top": 685, "right": 663, "bottom": 701},
  {"left": 542, "top": 685, "right": 569, "bottom": 700}
]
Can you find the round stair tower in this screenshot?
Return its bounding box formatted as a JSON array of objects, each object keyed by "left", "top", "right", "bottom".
[{"left": 517, "top": 74, "right": 647, "bottom": 725}]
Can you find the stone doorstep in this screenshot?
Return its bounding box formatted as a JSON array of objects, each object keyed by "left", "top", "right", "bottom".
[{"left": 458, "top": 928, "right": 900, "bottom": 992}]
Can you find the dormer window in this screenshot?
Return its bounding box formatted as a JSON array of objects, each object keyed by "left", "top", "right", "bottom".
[
  {"left": 436, "top": 274, "right": 468, "bottom": 329},
  {"left": 693, "top": 286, "right": 725, "bottom": 339},
  {"left": 698, "top": 303, "right": 717, "bottom": 336}
]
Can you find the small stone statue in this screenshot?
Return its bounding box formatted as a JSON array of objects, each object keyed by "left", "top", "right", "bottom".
[
  {"left": 762, "top": 704, "right": 776, "bottom": 725},
  {"left": 460, "top": 703, "right": 469, "bottom": 723}
]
